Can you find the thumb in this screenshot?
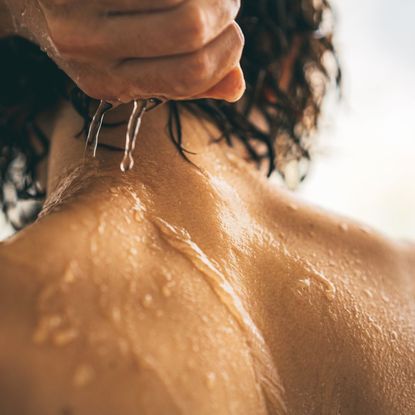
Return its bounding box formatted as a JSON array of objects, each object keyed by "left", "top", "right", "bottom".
[{"left": 192, "top": 65, "right": 246, "bottom": 102}]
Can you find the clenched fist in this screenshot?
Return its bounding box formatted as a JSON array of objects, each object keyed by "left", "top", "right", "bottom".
[{"left": 2, "top": 0, "right": 245, "bottom": 103}]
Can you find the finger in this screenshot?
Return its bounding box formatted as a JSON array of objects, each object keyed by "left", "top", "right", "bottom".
[
  {"left": 101, "top": 0, "right": 186, "bottom": 14},
  {"left": 39, "top": 0, "right": 184, "bottom": 14},
  {"left": 109, "top": 0, "right": 241, "bottom": 58},
  {"left": 47, "top": 0, "right": 241, "bottom": 61},
  {"left": 111, "top": 22, "right": 244, "bottom": 101},
  {"left": 192, "top": 65, "right": 246, "bottom": 102}
]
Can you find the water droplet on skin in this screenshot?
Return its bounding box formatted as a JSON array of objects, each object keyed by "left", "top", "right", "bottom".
[
  {"left": 381, "top": 292, "right": 390, "bottom": 303},
  {"left": 111, "top": 307, "right": 122, "bottom": 324},
  {"left": 73, "top": 364, "right": 95, "bottom": 387},
  {"left": 298, "top": 278, "right": 312, "bottom": 288},
  {"left": 289, "top": 203, "right": 298, "bottom": 211},
  {"left": 364, "top": 288, "right": 374, "bottom": 299},
  {"left": 339, "top": 223, "right": 349, "bottom": 232},
  {"left": 142, "top": 294, "right": 153, "bottom": 308},
  {"left": 373, "top": 324, "right": 383, "bottom": 334},
  {"left": 155, "top": 310, "right": 164, "bottom": 318},
  {"left": 109, "top": 187, "right": 118, "bottom": 195},
  {"left": 296, "top": 257, "right": 337, "bottom": 300},
  {"left": 359, "top": 226, "right": 372, "bottom": 235},
  {"left": 52, "top": 329, "right": 79, "bottom": 347},
  {"left": 33, "top": 315, "right": 63, "bottom": 345},
  {"left": 313, "top": 272, "right": 336, "bottom": 300},
  {"left": 129, "top": 247, "right": 138, "bottom": 256},
  {"left": 63, "top": 268, "right": 76, "bottom": 284},
  {"left": 98, "top": 223, "right": 105, "bottom": 235},
  {"left": 91, "top": 239, "right": 98, "bottom": 255},
  {"left": 133, "top": 210, "right": 144, "bottom": 222},
  {"left": 206, "top": 372, "right": 217, "bottom": 389},
  {"left": 162, "top": 285, "right": 172, "bottom": 298},
  {"left": 164, "top": 272, "right": 173, "bottom": 282}
]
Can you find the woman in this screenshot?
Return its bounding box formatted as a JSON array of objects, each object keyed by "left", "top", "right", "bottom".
[{"left": 0, "top": 1, "right": 414, "bottom": 414}]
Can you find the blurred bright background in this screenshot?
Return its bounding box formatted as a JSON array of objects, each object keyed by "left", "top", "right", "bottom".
[
  {"left": 299, "top": 0, "right": 415, "bottom": 239},
  {"left": 1, "top": 0, "right": 414, "bottom": 240}
]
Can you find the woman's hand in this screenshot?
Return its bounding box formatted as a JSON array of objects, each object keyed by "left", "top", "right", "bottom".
[{"left": 3, "top": 0, "right": 245, "bottom": 103}]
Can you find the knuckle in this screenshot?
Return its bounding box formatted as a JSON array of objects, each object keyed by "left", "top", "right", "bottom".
[
  {"left": 172, "top": 54, "right": 210, "bottom": 97},
  {"left": 231, "top": 22, "right": 245, "bottom": 51},
  {"left": 183, "top": 52, "right": 210, "bottom": 86},
  {"left": 182, "top": 3, "right": 209, "bottom": 50},
  {"left": 234, "top": 0, "right": 242, "bottom": 11},
  {"left": 226, "top": 23, "right": 245, "bottom": 62},
  {"left": 225, "top": 0, "right": 242, "bottom": 22}
]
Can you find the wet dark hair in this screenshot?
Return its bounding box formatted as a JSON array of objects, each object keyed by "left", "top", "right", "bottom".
[{"left": 0, "top": 0, "right": 340, "bottom": 229}]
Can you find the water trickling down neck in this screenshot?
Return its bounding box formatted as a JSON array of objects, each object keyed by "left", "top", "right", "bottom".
[
  {"left": 120, "top": 99, "right": 148, "bottom": 172},
  {"left": 85, "top": 98, "right": 166, "bottom": 172},
  {"left": 84, "top": 100, "right": 115, "bottom": 158}
]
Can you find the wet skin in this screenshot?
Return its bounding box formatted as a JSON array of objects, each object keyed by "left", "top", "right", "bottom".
[{"left": 0, "top": 103, "right": 414, "bottom": 414}]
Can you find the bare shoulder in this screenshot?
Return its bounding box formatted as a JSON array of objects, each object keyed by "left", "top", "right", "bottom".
[
  {"left": 259, "top": 184, "right": 415, "bottom": 413},
  {"left": 400, "top": 240, "right": 415, "bottom": 296},
  {"left": 0, "top": 223, "right": 265, "bottom": 415}
]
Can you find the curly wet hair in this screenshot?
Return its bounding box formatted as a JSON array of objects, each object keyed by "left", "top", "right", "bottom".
[{"left": 0, "top": 0, "right": 340, "bottom": 229}]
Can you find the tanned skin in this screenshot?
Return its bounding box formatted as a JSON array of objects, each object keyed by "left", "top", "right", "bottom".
[{"left": 0, "top": 103, "right": 414, "bottom": 414}]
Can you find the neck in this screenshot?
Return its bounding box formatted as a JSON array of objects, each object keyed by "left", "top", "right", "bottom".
[
  {"left": 30, "top": 100, "right": 282, "bottom": 288},
  {"left": 42, "top": 101, "right": 261, "bottom": 247},
  {"left": 47, "top": 101, "right": 217, "bottom": 194}
]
